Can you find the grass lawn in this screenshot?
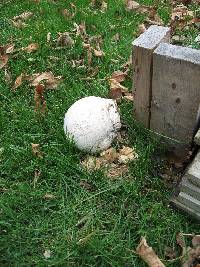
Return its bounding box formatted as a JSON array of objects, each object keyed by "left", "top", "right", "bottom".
[{"left": 0, "top": 0, "right": 199, "bottom": 266}]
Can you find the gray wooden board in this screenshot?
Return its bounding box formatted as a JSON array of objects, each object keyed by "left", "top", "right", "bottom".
[
  {"left": 132, "top": 26, "right": 171, "bottom": 127},
  {"left": 150, "top": 43, "right": 200, "bottom": 143}
]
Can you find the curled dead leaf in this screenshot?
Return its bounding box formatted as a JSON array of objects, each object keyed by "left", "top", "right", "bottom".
[
  {"left": 12, "top": 11, "right": 33, "bottom": 21},
  {"left": 56, "top": 32, "right": 74, "bottom": 47},
  {"left": 111, "top": 70, "right": 127, "bottom": 83},
  {"left": 125, "top": 0, "right": 140, "bottom": 11},
  {"left": 60, "top": 8, "right": 75, "bottom": 19},
  {"left": 136, "top": 237, "right": 166, "bottom": 267},
  {"left": 101, "top": 1, "right": 107, "bottom": 12},
  {"left": 31, "top": 143, "right": 43, "bottom": 158},
  {"left": 118, "top": 146, "right": 138, "bottom": 164},
  {"left": 73, "top": 22, "right": 87, "bottom": 38},
  {"left": 93, "top": 48, "right": 105, "bottom": 57},
  {"left": 4, "top": 69, "right": 12, "bottom": 84},
  {"left": 22, "top": 43, "right": 39, "bottom": 53},
  {"left": 0, "top": 55, "right": 9, "bottom": 69},
  {"left": 100, "top": 147, "right": 118, "bottom": 162},
  {"left": 11, "top": 12, "right": 33, "bottom": 28},
  {"left": 34, "top": 84, "right": 47, "bottom": 114},
  {"left": 31, "top": 72, "right": 62, "bottom": 89},
  {"left": 5, "top": 44, "right": 15, "bottom": 54},
  {"left": 109, "top": 78, "right": 128, "bottom": 92},
  {"left": 138, "top": 24, "right": 146, "bottom": 34},
  {"left": 192, "top": 235, "right": 200, "bottom": 247},
  {"left": 12, "top": 73, "right": 24, "bottom": 90}
]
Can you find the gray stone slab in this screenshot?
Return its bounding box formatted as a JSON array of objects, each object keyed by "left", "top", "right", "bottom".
[
  {"left": 186, "top": 150, "right": 200, "bottom": 187},
  {"left": 194, "top": 128, "right": 200, "bottom": 145},
  {"left": 180, "top": 176, "right": 200, "bottom": 202},
  {"left": 150, "top": 43, "right": 200, "bottom": 144},
  {"left": 171, "top": 198, "right": 200, "bottom": 221},
  {"left": 177, "top": 192, "right": 200, "bottom": 213},
  {"left": 132, "top": 26, "right": 171, "bottom": 128}
]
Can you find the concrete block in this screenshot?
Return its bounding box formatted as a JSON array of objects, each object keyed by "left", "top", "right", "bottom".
[
  {"left": 187, "top": 150, "right": 200, "bottom": 187},
  {"left": 171, "top": 149, "right": 200, "bottom": 221},
  {"left": 150, "top": 43, "right": 200, "bottom": 144},
  {"left": 177, "top": 192, "right": 200, "bottom": 213},
  {"left": 132, "top": 25, "right": 171, "bottom": 127},
  {"left": 180, "top": 176, "right": 200, "bottom": 202},
  {"left": 171, "top": 198, "right": 200, "bottom": 221},
  {"left": 194, "top": 128, "right": 200, "bottom": 145}
]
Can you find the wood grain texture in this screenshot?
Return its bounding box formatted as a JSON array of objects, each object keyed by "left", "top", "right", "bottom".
[
  {"left": 133, "top": 25, "right": 171, "bottom": 127},
  {"left": 150, "top": 43, "right": 200, "bottom": 143}
]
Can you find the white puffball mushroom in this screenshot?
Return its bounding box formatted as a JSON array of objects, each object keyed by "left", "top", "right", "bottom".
[{"left": 64, "top": 96, "right": 121, "bottom": 153}]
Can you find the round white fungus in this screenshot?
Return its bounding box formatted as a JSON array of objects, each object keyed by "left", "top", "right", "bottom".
[{"left": 64, "top": 96, "right": 121, "bottom": 153}]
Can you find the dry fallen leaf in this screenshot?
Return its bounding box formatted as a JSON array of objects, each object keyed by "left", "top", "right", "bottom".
[
  {"left": 73, "top": 22, "right": 87, "bottom": 39},
  {"left": 11, "top": 11, "right": 33, "bottom": 28},
  {"left": 111, "top": 70, "right": 127, "bottom": 83},
  {"left": 112, "top": 33, "right": 120, "bottom": 42},
  {"left": 136, "top": 237, "right": 166, "bottom": 267},
  {"left": 164, "top": 246, "right": 177, "bottom": 260},
  {"left": 101, "top": 1, "right": 107, "bottom": 12},
  {"left": 31, "top": 143, "right": 43, "bottom": 158},
  {"left": 192, "top": 235, "right": 200, "bottom": 247},
  {"left": 34, "top": 84, "right": 47, "bottom": 114},
  {"left": 5, "top": 44, "right": 15, "bottom": 54},
  {"left": 93, "top": 48, "right": 104, "bottom": 57},
  {"left": 60, "top": 8, "right": 75, "bottom": 19},
  {"left": 123, "top": 93, "right": 134, "bottom": 101},
  {"left": 0, "top": 55, "right": 9, "bottom": 69},
  {"left": 12, "top": 11, "right": 33, "bottom": 21},
  {"left": 109, "top": 77, "right": 128, "bottom": 102},
  {"left": 138, "top": 24, "right": 146, "bottom": 34},
  {"left": 4, "top": 69, "right": 12, "bottom": 84},
  {"left": 125, "top": 0, "right": 140, "bottom": 11},
  {"left": 100, "top": 147, "right": 118, "bottom": 162},
  {"left": 182, "top": 246, "right": 200, "bottom": 267},
  {"left": 118, "top": 146, "right": 138, "bottom": 164},
  {"left": 109, "top": 78, "right": 128, "bottom": 92},
  {"left": 12, "top": 73, "right": 24, "bottom": 90},
  {"left": 56, "top": 32, "right": 74, "bottom": 47},
  {"left": 31, "top": 72, "right": 62, "bottom": 89},
  {"left": 22, "top": 43, "right": 39, "bottom": 53}
]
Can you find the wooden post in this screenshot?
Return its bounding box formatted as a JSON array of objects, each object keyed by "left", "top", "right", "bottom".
[
  {"left": 150, "top": 43, "right": 200, "bottom": 159},
  {"left": 132, "top": 25, "right": 171, "bottom": 128}
]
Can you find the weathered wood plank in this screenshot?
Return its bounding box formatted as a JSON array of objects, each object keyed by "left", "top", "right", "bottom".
[
  {"left": 150, "top": 43, "right": 200, "bottom": 144},
  {"left": 132, "top": 25, "right": 171, "bottom": 127}
]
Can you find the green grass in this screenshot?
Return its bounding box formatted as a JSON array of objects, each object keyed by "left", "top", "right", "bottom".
[{"left": 0, "top": 0, "right": 199, "bottom": 266}]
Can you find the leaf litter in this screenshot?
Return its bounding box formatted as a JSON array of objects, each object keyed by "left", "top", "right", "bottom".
[{"left": 81, "top": 146, "right": 138, "bottom": 179}]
